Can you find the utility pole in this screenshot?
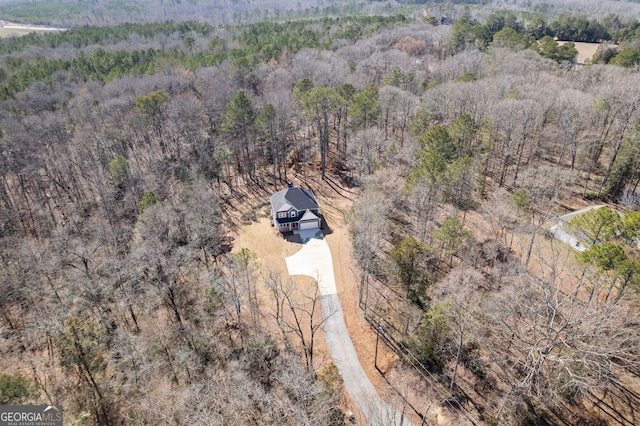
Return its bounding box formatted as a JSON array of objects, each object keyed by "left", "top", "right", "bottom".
[{"left": 374, "top": 325, "right": 383, "bottom": 374}]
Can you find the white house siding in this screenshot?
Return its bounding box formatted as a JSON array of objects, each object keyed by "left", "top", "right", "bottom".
[{"left": 550, "top": 205, "right": 607, "bottom": 252}]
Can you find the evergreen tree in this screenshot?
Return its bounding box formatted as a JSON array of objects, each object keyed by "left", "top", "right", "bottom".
[{"left": 222, "top": 91, "right": 256, "bottom": 178}]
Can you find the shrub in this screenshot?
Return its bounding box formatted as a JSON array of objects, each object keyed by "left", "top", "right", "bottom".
[{"left": 0, "top": 375, "right": 38, "bottom": 404}]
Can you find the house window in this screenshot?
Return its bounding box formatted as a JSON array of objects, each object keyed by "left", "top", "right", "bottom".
[
  {"left": 277, "top": 212, "right": 287, "bottom": 219},
  {"left": 290, "top": 210, "right": 297, "bottom": 218}
]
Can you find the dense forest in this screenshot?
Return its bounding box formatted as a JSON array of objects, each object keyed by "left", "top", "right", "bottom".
[{"left": 1, "top": 0, "right": 640, "bottom": 425}]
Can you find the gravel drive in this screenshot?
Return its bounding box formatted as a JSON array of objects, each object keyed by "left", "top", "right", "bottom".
[{"left": 286, "top": 230, "right": 412, "bottom": 425}]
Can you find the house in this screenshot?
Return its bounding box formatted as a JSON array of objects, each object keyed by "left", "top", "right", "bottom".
[
  {"left": 270, "top": 184, "right": 321, "bottom": 232},
  {"left": 550, "top": 205, "right": 607, "bottom": 252}
]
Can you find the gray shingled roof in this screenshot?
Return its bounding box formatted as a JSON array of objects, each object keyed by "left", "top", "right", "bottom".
[
  {"left": 300, "top": 209, "right": 320, "bottom": 221},
  {"left": 270, "top": 186, "right": 319, "bottom": 212}
]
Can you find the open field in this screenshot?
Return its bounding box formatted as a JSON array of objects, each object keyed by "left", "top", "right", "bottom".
[
  {"left": 558, "top": 40, "right": 619, "bottom": 64},
  {"left": 0, "top": 20, "right": 65, "bottom": 37},
  {"left": 0, "top": 27, "right": 35, "bottom": 37}
]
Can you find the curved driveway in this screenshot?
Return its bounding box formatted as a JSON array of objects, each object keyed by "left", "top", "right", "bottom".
[{"left": 286, "top": 230, "right": 412, "bottom": 426}]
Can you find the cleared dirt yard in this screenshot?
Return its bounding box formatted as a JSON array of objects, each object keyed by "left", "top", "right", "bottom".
[{"left": 231, "top": 183, "right": 423, "bottom": 424}]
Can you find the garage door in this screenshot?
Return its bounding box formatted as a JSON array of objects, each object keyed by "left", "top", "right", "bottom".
[{"left": 299, "top": 219, "right": 320, "bottom": 230}]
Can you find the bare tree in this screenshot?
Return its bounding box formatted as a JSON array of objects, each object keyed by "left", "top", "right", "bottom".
[
  {"left": 346, "top": 178, "right": 392, "bottom": 309},
  {"left": 212, "top": 250, "right": 260, "bottom": 344},
  {"left": 432, "top": 266, "right": 484, "bottom": 393},
  {"left": 347, "top": 127, "right": 387, "bottom": 178},
  {"left": 56, "top": 316, "right": 115, "bottom": 425},
  {"left": 554, "top": 90, "right": 588, "bottom": 172},
  {"left": 515, "top": 165, "right": 574, "bottom": 266},
  {"left": 595, "top": 77, "right": 640, "bottom": 197},
  {"left": 379, "top": 85, "right": 419, "bottom": 146},
  {"left": 132, "top": 199, "right": 197, "bottom": 328},
  {"left": 481, "top": 188, "right": 516, "bottom": 248},
  {"left": 164, "top": 92, "right": 208, "bottom": 168},
  {"left": 486, "top": 263, "right": 640, "bottom": 421},
  {"left": 269, "top": 275, "right": 334, "bottom": 374}
]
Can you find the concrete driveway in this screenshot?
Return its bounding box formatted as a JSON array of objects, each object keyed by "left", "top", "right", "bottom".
[
  {"left": 285, "top": 229, "right": 337, "bottom": 295},
  {"left": 286, "top": 229, "right": 412, "bottom": 426}
]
